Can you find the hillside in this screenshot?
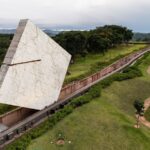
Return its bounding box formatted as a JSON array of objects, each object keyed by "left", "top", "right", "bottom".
[
  {"left": 0, "top": 29, "right": 59, "bottom": 36},
  {"left": 27, "top": 50, "right": 150, "bottom": 150},
  {"left": 65, "top": 44, "right": 147, "bottom": 84},
  {"left": 133, "top": 32, "right": 150, "bottom": 41}
]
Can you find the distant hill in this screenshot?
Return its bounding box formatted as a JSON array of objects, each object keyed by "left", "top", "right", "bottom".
[
  {"left": 0, "top": 29, "right": 16, "bottom": 34},
  {"left": 43, "top": 29, "right": 60, "bottom": 36},
  {"left": 133, "top": 32, "right": 150, "bottom": 41},
  {"left": 2, "top": 29, "right": 150, "bottom": 41},
  {"left": 0, "top": 29, "right": 60, "bottom": 37}
]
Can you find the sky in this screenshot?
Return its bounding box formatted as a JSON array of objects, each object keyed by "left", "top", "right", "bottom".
[{"left": 0, "top": 0, "right": 150, "bottom": 32}]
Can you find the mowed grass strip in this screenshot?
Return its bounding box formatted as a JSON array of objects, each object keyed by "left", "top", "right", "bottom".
[
  {"left": 27, "top": 50, "right": 150, "bottom": 150},
  {"left": 144, "top": 108, "right": 150, "bottom": 122},
  {"left": 65, "top": 44, "right": 147, "bottom": 81}
]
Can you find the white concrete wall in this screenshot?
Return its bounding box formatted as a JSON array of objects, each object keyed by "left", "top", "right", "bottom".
[{"left": 0, "top": 19, "right": 71, "bottom": 110}]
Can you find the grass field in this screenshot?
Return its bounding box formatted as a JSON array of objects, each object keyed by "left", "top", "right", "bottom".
[
  {"left": 65, "top": 44, "right": 147, "bottom": 82},
  {"left": 145, "top": 108, "right": 150, "bottom": 122},
  {"left": 27, "top": 49, "right": 150, "bottom": 150}
]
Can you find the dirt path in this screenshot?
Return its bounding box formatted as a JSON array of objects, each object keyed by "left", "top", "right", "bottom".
[
  {"left": 138, "top": 67, "right": 150, "bottom": 128},
  {"left": 139, "top": 98, "right": 150, "bottom": 128},
  {"left": 147, "top": 66, "right": 150, "bottom": 75}
]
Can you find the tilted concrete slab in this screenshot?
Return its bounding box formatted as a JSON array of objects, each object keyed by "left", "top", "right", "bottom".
[{"left": 0, "top": 19, "right": 71, "bottom": 110}]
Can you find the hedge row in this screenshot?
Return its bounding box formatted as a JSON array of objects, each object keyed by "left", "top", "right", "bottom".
[{"left": 5, "top": 52, "right": 149, "bottom": 150}]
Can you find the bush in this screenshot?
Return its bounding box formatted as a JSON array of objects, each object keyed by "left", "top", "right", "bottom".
[
  {"left": 70, "top": 94, "right": 91, "bottom": 108},
  {"left": 89, "top": 84, "right": 101, "bottom": 98}
]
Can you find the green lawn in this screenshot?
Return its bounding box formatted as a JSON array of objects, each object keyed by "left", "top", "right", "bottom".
[
  {"left": 144, "top": 108, "right": 150, "bottom": 122},
  {"left": 65, "top": 44, "right": 147, "bottom": 82},
  {"left": 27, "top": 49, "right": 150, "bottom": 150}
]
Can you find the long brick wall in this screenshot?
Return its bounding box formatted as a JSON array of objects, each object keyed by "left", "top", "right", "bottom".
[
  {"left": 0, "top": 108, "right": 37, "bottom": 127},
  {"left": 58, "top": 47, "right": 150, "bottom": 100},
  {"left": 0, "top": 47, "right": 149, "bottom": 127}
]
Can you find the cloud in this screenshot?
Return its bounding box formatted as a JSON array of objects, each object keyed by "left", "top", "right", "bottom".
[{"left": 0, "top": 0, "right": 149, "bottom": 31}]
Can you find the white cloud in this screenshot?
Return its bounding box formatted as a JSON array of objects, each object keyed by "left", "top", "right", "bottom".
[{"left": 0, "top": 0, "right": 149, "bottom": 31}]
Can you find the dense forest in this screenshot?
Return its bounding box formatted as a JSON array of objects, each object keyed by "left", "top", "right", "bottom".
[
  {"left": 54, "top": 25, "right": 133, "bottom": 62},
  {"left": 0, "top": 34, "right": 13, "bottom": 64},
  {"left": 0, "top": 25, "right": 133, "bottom": 64}
]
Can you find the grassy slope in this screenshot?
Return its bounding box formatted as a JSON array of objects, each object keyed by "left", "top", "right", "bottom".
[
  {"left": 65, "top": 44, "right": 146, "bottom": 81},
  {"left": 145, "top": 108, "right": 150, "bottom": 122},
  {"left": 0, "top": 44, "right": 146, "bottom": 115},
  {"left": 28, "top": 50, "right": 150, "bottom": 150}
]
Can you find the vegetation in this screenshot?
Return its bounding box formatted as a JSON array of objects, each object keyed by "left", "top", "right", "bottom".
[
  {"left": 133, "top": 33, "right": 150, "bottom": 42},
  {"left": 133, "top": 100, "right": 144, "bottom": 116},
  {"left": 0, "top": 34, "right": 12, "bottom": 65},
  {"left": 0, "top": 34, "right": 15, "bottom": 114},
  {"left": 133, "top": 100, "right": 144, "bottom": 127},
  {"left": 0, "top": 29, "right": 148, "bottom": 149},
  {"left": 25, "top": 52, "right": 150, "bottom": 150},
  {"left": 144, "top": 107, "right": 150, "bottom": 122},
  {"left": 0, "top": 35, "right": 146, "bottom": 115},
  {"left": 65, "top": 44, "right": 147, "bottom": 84},
  {"left": 5, "top": 51, "right": 150, "bottom": 150},
  {"left": 54, "top": 25, "right": 133, "bottom": 61},
  {"left": 0, "top": 104, "right": 15, "bottom": 115}
]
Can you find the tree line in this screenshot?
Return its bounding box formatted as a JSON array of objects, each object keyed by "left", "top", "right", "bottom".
[
  {"left": 0, "top": 34, "right": 12, "bottom": 64},
  {"left": 0, "top": 26, "right": 133, "bottom": 63},
  {"left": 54, "top": 25, "right": 133, "bottom": 61}
]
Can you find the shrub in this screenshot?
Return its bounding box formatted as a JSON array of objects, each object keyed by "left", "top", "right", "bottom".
[
  {"left": 100, "top": 77, "right": 113, "bottom": 88},
  {"left": 70, "top": 95, "right": 90, "bottom": 108},
  {"left": 89, "top": 84, "right": 101, "bottom": 98}
]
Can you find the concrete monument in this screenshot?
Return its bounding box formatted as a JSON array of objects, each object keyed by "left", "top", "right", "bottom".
[{"left": 0, "top": 19, "right": 71, "bottom": 110}]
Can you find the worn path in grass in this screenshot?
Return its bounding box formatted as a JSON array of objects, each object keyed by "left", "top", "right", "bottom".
[
  {"left": 147, "top": 66, "right": 150, "bottom": 75},
  {"left": 0, "top": 44, "right": 146, "bottom": 115}
]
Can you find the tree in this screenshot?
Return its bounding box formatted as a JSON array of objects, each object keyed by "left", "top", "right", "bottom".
[
  {"left": 87, "top": 34, "right": 109, "bottom": 54},
  {"left": 133, "top": 100, "right": 144, "bottom": 128},
  {"left": 124, "top": 29, "right": 133, "bottom": 43},
  {"left": 53, "top": 24, "right": 133, "bottom": 62},
  {"left": 54, "top": 31, "right": 86, "bottom": 63}
]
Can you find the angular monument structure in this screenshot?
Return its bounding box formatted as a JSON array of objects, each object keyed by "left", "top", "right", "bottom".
[{"left": 0, "top": 19, "right": 71, "bottom": 110}]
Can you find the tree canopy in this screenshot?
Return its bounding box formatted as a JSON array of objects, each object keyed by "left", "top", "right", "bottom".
[
  {"left": 133, "top": 100, "right": 144, "bottom": 115},
  {"left": 54, "top": 25, "right": 133, "bottom": 61}
]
